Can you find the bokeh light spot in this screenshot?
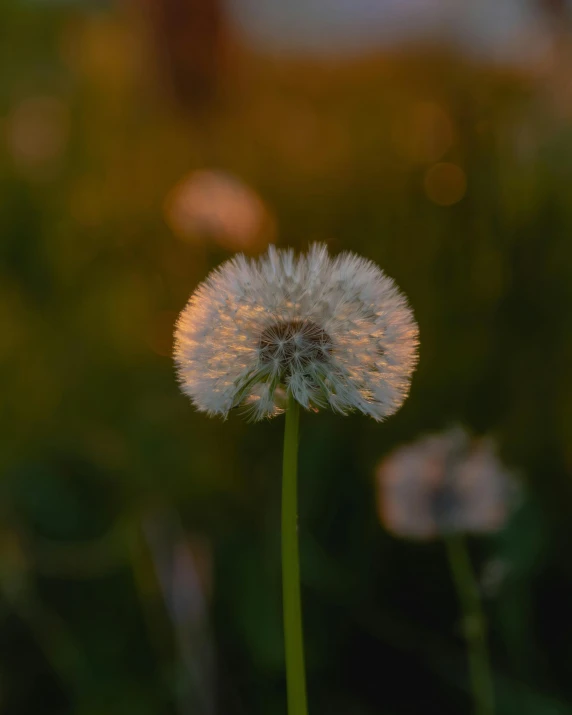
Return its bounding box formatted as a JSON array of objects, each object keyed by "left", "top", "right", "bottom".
[
  {"left": 164, "top": 170, "right": 275, "bottom": 253},
  {"left": 393, "top": 101, "right": 455, "bottom": 164},
  {"left": 5, "top": 96, "right": 69, "bottom": 176},
  {"left": 424, "top": 162, "right": 467, "bottom": 206}
]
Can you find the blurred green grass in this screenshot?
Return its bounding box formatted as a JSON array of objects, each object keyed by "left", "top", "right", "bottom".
[{"left": 1, "top": 2, "right": 572, "bottom": 714}]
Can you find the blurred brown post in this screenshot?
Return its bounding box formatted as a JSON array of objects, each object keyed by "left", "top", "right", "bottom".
[
  {"left": 139, "top": 0, "right": 228, "bottom": 111},
  {"left": 539, "top": 0, "right": 569, "bottom": 21}
]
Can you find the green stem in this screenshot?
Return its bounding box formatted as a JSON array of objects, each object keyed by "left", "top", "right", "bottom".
[
  {"left": 445, "top": 534, "right": 494, "bottom": 715},
  {"left": 282, "top": 393, "right": 308, "bottom": 715}
]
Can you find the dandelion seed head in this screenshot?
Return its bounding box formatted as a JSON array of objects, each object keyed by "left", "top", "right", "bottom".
[
  {"left": 174, "top": 243, "right": 418, "bottom": 421},
  {"left": 377, "top": 427, "right": 518, "bottom": 540},
  {"left": 258, "top": 320, "right": 332, "bottom": 373}
]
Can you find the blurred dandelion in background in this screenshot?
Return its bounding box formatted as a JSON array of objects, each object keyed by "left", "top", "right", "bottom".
[
  {"left": 377, "top": 426, "right": 518, "bottom": 715},
  {"left": 144, "top": 510, "right": 215, "bottom": 715},
  {"left": 377, "top": 426, "right": 517, "bottom": 539},
  {"left": 164, "top": 169, "right": 276, "bottom": 254}
]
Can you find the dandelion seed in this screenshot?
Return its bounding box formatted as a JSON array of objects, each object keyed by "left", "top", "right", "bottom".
[{"left": 174, "top": 243, "right": 418, "bottom": 421}]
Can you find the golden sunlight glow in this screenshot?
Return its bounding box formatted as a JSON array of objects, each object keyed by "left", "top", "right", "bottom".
[
  {"left": 392, "top": 101, "right": 455, "bottom": 164},
  {"left": 424, "top": 162, "right": 467, "bottom": 206}
]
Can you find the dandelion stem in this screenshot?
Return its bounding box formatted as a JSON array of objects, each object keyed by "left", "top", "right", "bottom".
[
  {"left": 445, "top": 534, "right": 494, "bottom": 715},
  {"left": 282, "top": 392, "right": 308, "bottom": 715}
]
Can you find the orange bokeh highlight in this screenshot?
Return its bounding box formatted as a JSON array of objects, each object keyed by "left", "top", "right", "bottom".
[
  {"left": 5, "top": 96, "right": 69, "bottom": 176},
  {"left": 393, "top": 101, "right": 455, "bottom": 164},
  {"left": 164, "top": 170, "right": 275, "bottom": 253},
  {"left": 424, "top": 162, "right": 467, "bottom": 206}
]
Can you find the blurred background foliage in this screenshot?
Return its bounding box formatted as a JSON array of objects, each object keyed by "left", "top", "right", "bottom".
[{"left": 1, "top": 0, "right": 572, "bottom": 713}]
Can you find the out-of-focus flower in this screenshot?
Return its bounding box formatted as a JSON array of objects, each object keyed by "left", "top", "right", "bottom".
[
  {"left": 377, "top": 427, "right": 517, "bottom": 539},
  {"left": 144, "top": 515, "right": 213, "bottom": 630},
  {"left": 5, "top": 96, "right": 69, "bottom": 176},
  {"left": 164, "top": 170, "right": 275, "bottom": 253},
  {"left": 174, "top": 243, "right": 418, "bottom": 421},
  {"left": 144, "top": 511, "right": 215, "bottom": 715}
]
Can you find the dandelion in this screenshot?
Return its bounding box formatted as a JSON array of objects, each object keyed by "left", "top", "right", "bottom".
[
  {"left": 377, "top": 427, "right": 517, "bottom": 715},
  {"left": 174, "top": 243, "right": 418, "bottom": 715},
  {"left": 174, "top": 243, "right": 418, "bottom": 422},
  {"left": 377, "top": 427, "right": 516, "bottom": 540}
]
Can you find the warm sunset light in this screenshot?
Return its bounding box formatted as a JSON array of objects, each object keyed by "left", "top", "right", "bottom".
[
  {"left": 3, "top": 1, "right": 570, "bottom": 713},
  {"left": 424, "top": 162, "right": 467, "bottom": 206}
]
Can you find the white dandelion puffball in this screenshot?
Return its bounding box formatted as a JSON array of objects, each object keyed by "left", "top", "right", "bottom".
[
  {"left": 377, "top": 427, "right": 518, "bottom": 540},
  {"left": 174, "top": 243, "right": 418, "bottom": 421}
]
